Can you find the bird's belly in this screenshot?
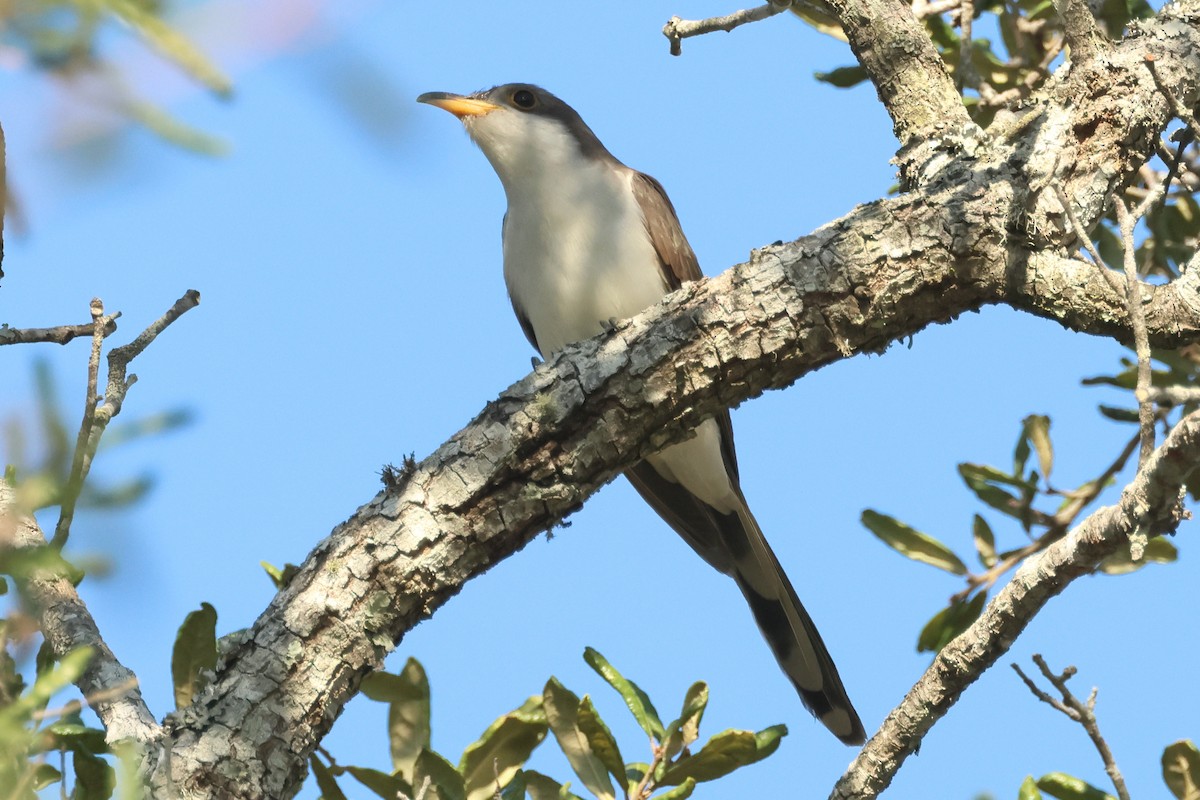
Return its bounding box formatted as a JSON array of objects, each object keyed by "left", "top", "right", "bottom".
[{"left": 503, "top": 210, "right": 668, "bottom": 356}]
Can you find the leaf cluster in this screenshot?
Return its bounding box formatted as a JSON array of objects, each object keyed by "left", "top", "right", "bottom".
[
  {"left": 0, "top": 642, "right": 124, "bottom": 799},
  {"left": 863, "top": 412, "right": 1177, "bottom": 653},
  {"left": 1, "top": 0, "right": 232, "bottom": 152},
  {"left": 288, "top": 643, "right": 786, "bottom": 800}
]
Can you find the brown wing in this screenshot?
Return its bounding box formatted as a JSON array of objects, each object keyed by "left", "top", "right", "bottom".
[{"left": 631, "top": 171, "right": 702, "bottom": 289}]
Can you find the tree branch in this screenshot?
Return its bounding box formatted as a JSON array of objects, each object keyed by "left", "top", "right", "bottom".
[
  {"left": 137, "top": 8, "right": 1200, "bottom": 797},
  {"left": 0, "top": 483, "right": 160, "bottom": 744},
  {"left": 662, "top": 4, "right": 788, "bottom": 56},
  {"left": 1012, "top": 656, "right": 1131, "bottom": 800},
  {"left": 829, "top": 408, "right": 1197, "bottom": 799},
  {"left": 0, "top": 319, "right": 119, "bottom": 346},
  {"left": 820, "top": 0, "right": 971, "bottom": 156}
]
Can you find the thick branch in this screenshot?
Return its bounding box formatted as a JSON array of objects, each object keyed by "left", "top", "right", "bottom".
[
  {"left": 0, "top": 484, "right": 160, "bottom": 743},
  {"left": 829, "top": 409, "right": 1197, "bottom": 798},
  {"left": 144, "top": 10, "right": 1200, "bottom": 797},
  {"left": 820, "top": 0, "right": 970, "bottom": 152}
]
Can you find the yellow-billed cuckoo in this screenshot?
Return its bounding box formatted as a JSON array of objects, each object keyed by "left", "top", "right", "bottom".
[{"left": 418, "top": 84, "right": 865, "bottom": 745}]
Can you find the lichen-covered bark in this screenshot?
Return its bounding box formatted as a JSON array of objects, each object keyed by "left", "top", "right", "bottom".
[{"left": 132, "top": 6, "right": 1200, "bottom": 792}]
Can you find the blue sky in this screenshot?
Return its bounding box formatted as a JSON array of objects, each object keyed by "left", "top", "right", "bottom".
[{"left": 2, "top": 1, "right": 1195, "bottom": 798}]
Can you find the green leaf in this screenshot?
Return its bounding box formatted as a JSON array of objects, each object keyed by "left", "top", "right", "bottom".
[
  {"left": 260, "top": 561, "right": 301, "bottom": 590},
  {"left": 1022, "top": 415, "right": 1054, "bottom": 480},
  {"left": 0, "top": 543, "right": 85, "bottom": 585},
  {"left": 104, "top": 0, "right": 233, "bottom": 97},
  {"left": 414, "top": 748, "right": 466, "bottom": 800},
  {"left": 43, "top": 716, "right": 109, "bottom": 757},
  {"left": 1098, "top": 535, "right": 1178, "bottom": 575},
  {"left": 123, "top": 100, "right": 229, "bottom": 156},
  {"left": 576, "top": 695, "right": 626, "bottom": 791},
  {"left": 499, "top": 770, "right": 526, "bottom": 800},
  {"left": 814, "top": 65, "right": 869, "bottom": 88},
  {"left": 361, "top": 658, "right": 431, "bottom": 781},
  {"left": 659, "top": 727, "right": 780, "bottom": 785},
  {"left": 1035, "top": 772, "right": 1115, "bottom": 800},
  {"left": 1162, "top": 740, "right": 1200, "bottom": 800},
  {"left": 1098, "top": 405, "right": 1141, "bottom": 424},
  {"left": 972, "top": 515, "right": 998, "bottom": 568},
  {"left": 917, "top": 593, "right": 987, "bottom": 653},
  {"left": 345, "top": 766, "right": 412, "bottom": 800},
  {"left": 460, "top": 696, "right": 548, "bottom": 800},
  {"left": 1019, "top": 775, "right": 1045, "bottom": 800},
  {"left": 662, "top": 682, "right": 708, "bottom": 762},
  {"left": 171, "top": 602, "right": 218, "bottom": 710},
  {"left": 543, "top": 678, "right": 615, "bottom": 800},
  {"left": 582, "top": 647, "right": 664, "bottom": 741},
  {"left": 862, "top": 510, "right": 968, "bottom": 574},
  {"left": 522, "top": 769, "right": 586, "bottom": 800},
  {"left": 958, "top": 464, "right": 1026, "bottom": 518},
  {"left": 71, "top": 750, "right": 116, "bottom": 800},
  {"left": 654, "top": 777, "right": 697, "bottom": 800},
  {"left": 33, "top": 762, "right": 63, "bottom": 790},
  {"left": 788, "top": 4, "right": 847, "bottom": 41},
  {"left": 309, "top": 755, "right": 348, "bottom": 800},
  {"left": 753, "top": 724, "right": 787, "bottom": 760},
  {"left": 0, "top": 646, "right": 93, "bottom": 724}
]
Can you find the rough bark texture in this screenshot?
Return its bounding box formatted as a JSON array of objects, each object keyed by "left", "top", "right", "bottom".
[
  {"left": 5, "top": 0, "right": 1198, "bottom": 797},
  {"left": 140, "top": 4, "right": 1199, "bottom": 791}
]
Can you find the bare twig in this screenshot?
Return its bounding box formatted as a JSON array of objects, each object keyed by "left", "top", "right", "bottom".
[
  {"left": 1053, "top": 185, "right": 1126, "bottom": 293},
  {"left": 1012, "top": 656, "right": 1131, "bottom": 800},
  {"left": 957, "top": 0, "right": 979, "bottom": 91},
  {"left": 663, "top": 3, "right": 787, "bottom": 56},
  {"left": 830, "top": 409, "right": 1197, "bottom": 799},
  {"left": 0, "top": 318, "right": 119, "bottom": 347},
  {"left": 1114, "top": 201, "right": 1156, "bottom": 469},
  {"left": 1148, "top": 386, "right": 1200, "bottom": 405},
  {"left": 49, "top": 291, "right": 200, "bottom": 549},
  {"left": 53, "top": 299, "right": 117, "bottom": 550},
  {"left": 31, "top": 676, "right": 142, "bottom": 722}
]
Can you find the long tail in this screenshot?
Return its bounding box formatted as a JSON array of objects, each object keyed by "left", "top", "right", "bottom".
[{"left": 626, "top": 459, "right": 865, "bottom": 745}]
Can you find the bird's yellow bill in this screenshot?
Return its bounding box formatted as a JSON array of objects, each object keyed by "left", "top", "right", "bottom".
[{"left": 417, "top": 92, "right": 500, "bottom": 118}]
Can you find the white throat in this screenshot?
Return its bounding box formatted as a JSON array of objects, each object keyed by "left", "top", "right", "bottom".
[{"left": 466, "top": 111, "right": 669, "bottom": 356}]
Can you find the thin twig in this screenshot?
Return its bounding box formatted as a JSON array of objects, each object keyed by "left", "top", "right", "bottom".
[
  {"left": 52, "top": 299, "right": 117, "bottom": 550},
  {"left": 663, "top": 3, "right": 788, "bottom": 56},
  {"left": 1012, "top": 656, "right": 1131, "bottom": 800},
  {"left": 0, "top": 318, "right": 119, "bottom": 347},
  {"left": 1147, "top": 386, "right": 1200, "bottom": 405},
  {"left": 957, "top": 0, "right": 979, "bottom": 91},
  {"left": 30, "top": 676, "right": 141, "bottom": 722},
  {"left": 49, "top": 291, "right": 200, "bottom": 550},
  {"left": 1053, "top": 185, "right": 1126, "bottom": 294},
  {"left": 1114, "top": 201, "right": 1156, "bottom": 468}
]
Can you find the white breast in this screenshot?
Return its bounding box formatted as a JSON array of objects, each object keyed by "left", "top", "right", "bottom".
[
  {"left": 467, "top": 109, "right": 736, "bottom": 513},
  {"left": 470, "top": 111, "right": 669, "bottom": 356}
]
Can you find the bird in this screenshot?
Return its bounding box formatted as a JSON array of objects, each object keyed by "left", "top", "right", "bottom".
[{"left": 418, "top": 84, "right": 865, "bottom": 745}]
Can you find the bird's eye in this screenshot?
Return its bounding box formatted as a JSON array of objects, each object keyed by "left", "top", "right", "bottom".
[{"left": 511, "top": 89, "right": 536, "bottom": 110}]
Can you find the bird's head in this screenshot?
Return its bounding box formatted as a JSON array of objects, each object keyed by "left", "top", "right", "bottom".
[{"left": 417, "top": 84, "right": 615, "bottom": 189}]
